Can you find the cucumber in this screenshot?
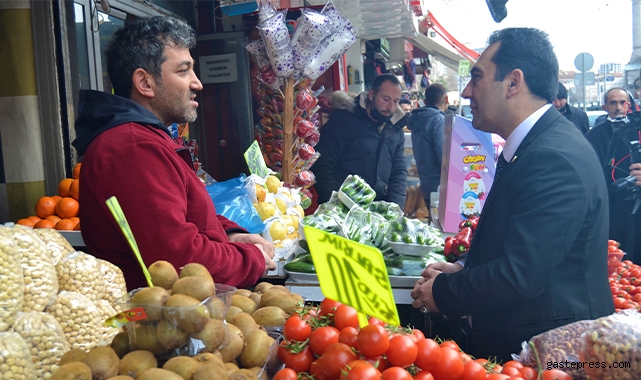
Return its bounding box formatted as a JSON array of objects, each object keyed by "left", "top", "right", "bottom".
[
  {"left": 284, "top": 261, "right": 316, "bottom": 273},
  {"left": 386, "top": 267, "right": 403, "bottom": 276}
]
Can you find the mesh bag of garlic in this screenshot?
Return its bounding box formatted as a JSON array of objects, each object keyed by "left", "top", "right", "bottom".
[
  {"left": 12, "top": 225, "right": 59, "bottom": 313},
  {"left": 56, "top": 251, "right": 106, "bottom": 302},
  {"left": 0, "top": 225, "right": 24, "bottom": 331},
  {"left": 45, "top": 291, "right": 103, "bottom": 351},
  {"left": 12, "top": 311, "right": 70, "bottom": 380},
  {"left": 33, "top": 228, "right": 74, "bottom": 265},
  {"left": 0, "top": 331, "right": 37, "bottom": 380},
  {"left": 96, "top": 258, "right": 127, "bottom": 312}
]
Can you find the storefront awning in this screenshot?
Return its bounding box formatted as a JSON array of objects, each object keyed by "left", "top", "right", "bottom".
[
  {"left": 407, "top": 33, "right": 462, "bottom": 71},
  {"left": 333, "top": 0, "right": 416, "bottom": 40}
]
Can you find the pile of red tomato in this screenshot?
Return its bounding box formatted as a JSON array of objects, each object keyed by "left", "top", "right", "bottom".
[
  {"left": 273, "top": 298, "right": 573, "bottom": 380},
  {"left": 608, "top": 240, "right": 641, "bottom": 312}
]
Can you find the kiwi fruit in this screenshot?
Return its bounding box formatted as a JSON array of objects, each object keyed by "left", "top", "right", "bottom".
[
  {"left": 110, "top": 331, "right": 131, "bottom": 359},
  {"left": 105, "top": 376, "right": 135, "bottom": 380},
  {"left": 238, "top": 329, "right": 274, "bottom": 368},
  {"left": 162, "top": 356, "right": 200, "bottom": 380},
  {"left": 148, "top": 260, "right": 179, "bottom": 289},
  {"left": 138, "top": 368, "right": 185, "bottom": 380},
  {"left": 192, "top": 364, "right": 229, "bottom": 380},
  {"left": 230, "top": 312, "right": 259, "bottom": 338},
  {"left": 225, "top": 306, "right": 243, "bottom": 323},
  {"left": 251, "top": 306, "right": 288, "bottom": 327},
  {"left": 130, "top": 287, "right": 170, "bottom": 321},
  {"left": 164, "top": 294, "right": 211, "bottom": 333},
  {"left": 50, "top": 362, "right": 92, "bottom": 380},
  {"left": 127, "top": 322, "right": 166, "bottom": 355},
  {"left": 248, "top": 292, "right": 262, "bottom": 307},
  {"left": 179, "top": 263, "right": 214, "bottom": 281},
  {"left": 190, "top": 318, "right": 230, "bottom": 352},
  {"left": 206, "top": 296, "right": 228, "bottom": 320},
  {"left": 157, "top": 318, "right": 190, "bottom": 350},
  {"left": 172, "top": 276, "right": 216, "bottom": 301},
  {"left": 258, "top": 287, "right": 290, "bottom": 308},
  {"left": 83, "top": 346, "right": 120, "bottom": 380},
  {"left": 229, "top": 368, "right": 261, "bottom": 380},
  {"left": 224, "top": 362, "right": 239, "bottom": 375},
  {"left": 260, "top": 293, "right": 303, "bottom": 315},
  {"left": 252, "top": 282, "right": 273, "bottom": 294},
  {"left": 218, "top": 323, "right": 244, "bottom": 363},
  {"left": 118, "top": 350, "right": 157, "bottom": 379},
  {"left": 193, "top": 352, "right": 225, "bottom": 369},
  {"left": 59, "top": 348, "right": 88, "bottom": 365},
  {"left": 233, "top": 289, "right": 253, "bottom": 298},
  {"left": 231, "top": 295, "right": 258, "bottom": 315}
]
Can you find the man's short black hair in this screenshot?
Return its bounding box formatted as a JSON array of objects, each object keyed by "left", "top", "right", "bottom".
[
  {"left": 487, "top": 28, "right": 558, "bottom": 103},
  {"left": 399, "top": 98, "right": 411, "bottom": 105},
  {"left": 371, "top": 73, "right": 402, "bottom": 93},
  {"left": 424, "top": 83, "right": 448, "bottom": 106}
]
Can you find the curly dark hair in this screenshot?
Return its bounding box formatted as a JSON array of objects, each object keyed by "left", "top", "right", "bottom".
[
  {"left": 487, "top": 28, "right": 559, "bottom": 103},
  {"left": 106, "top": 16, "right": 196, "bottom": 98}
]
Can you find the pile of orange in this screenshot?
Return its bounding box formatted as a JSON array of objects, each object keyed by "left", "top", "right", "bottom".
[{"left": 17, "top": 163, "right": 82, "bottom": 230}]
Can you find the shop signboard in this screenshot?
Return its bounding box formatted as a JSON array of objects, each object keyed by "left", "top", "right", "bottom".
[{"left": 199, "top": 54, "right": 237, "bottom": 84}]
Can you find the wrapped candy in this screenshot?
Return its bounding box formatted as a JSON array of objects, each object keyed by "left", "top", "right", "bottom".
[
  {"left": 295, "top": 170, "right": 316, "bottom": 188},
  {"left": 258, "top": 0, "right": 277, "bottom": 23},
  {"left": 295, "top": 87, "right": 317, "bottom": 111},
  {"left": 257, "top": 11, "right": 295, "bottom": 78},
  {"left": 303, "top": 26, "right": 356, "bottom": 81},
  {"left": 296, "top": 119, "right": 316, "bottom": 139},
  {"left": 297, "top": 143, "right": 315, "bottom": 161},
  {"left": 305, "top": 128, "right": 321, "bottom": 147},
  {"left": 290, "top": 8, "right": 330, "bottom": 70},
  {"left": 322, "top": 0, "right": 353, "bottom": 35},
  {"left": 245, "top": 39, "right": 271, "bottom": 72}
]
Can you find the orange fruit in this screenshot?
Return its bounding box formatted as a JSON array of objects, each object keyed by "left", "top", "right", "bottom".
[
  {"left": 58, "top": 178, "right": 73, "bottom": 197},
  {"left": 27, "top": 215, "right": 42, "bottom": 224},
  {"left": 52, "top": 195, "right": 62, "bottom": 203},
  {"left": 56, "top": 197, "right": 79, "bottom": 219},
  {"left": 55, "top": 219, "right": 77, "bottom": 231},
  {"left": 69, "top": 179, "right": 79, "bottom": 201},
  {"left": 46, "top": 215, "right": 61, "bottom": 225},
  {"left": 16, "top": 218, "right": 35, "bottom": 227},
  {"left": 72, "top": 163, "right": 82, "bottom": 180},
  {"left": 70, "top": 217, "right": 80, "bottom": 224},
  {"left": 74, "top": 221, "right": 81, "bottom": 231},
  {"left": 34, "top": 219, "right": 55, "bottom": 229},
  {"left": 35, "top": 196, "right": 57, "bottom": 218}
]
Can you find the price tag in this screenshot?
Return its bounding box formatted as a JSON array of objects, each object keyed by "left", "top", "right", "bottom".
[
  {"left": 303, "top": 226, "right": 400, "bottom": 326},
  {"left": 105, "top": 196, "right": 153, "bottom": 287},
  {"left": 244, "top": 140, "right": 269, "bottom": 178}
]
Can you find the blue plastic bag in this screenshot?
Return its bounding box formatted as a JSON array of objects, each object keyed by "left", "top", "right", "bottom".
[{"left": 206, "top": 174, "right": 265, "bottom": 234}]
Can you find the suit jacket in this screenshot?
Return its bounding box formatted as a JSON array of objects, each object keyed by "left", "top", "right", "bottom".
[{"left": 432, "top": 107, "right": 614, "bottom": 361}]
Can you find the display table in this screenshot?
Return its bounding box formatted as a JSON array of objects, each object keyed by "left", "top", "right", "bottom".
[
  {"left": 59, "top": 231, "right": 85, "bottom": 249},
  {"left": 285, "top": 279, "right": 417, "bottom": 304}
]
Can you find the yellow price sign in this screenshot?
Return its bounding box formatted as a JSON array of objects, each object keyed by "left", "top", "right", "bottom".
[
  {"left": 244, "top": 140, "right": 269, "bottom": 178},
  {"left": 303, "top": 226, "right": 400, "bottom": 326},
  {"left": 105, "top": 196, "right": 153, "bottom": 287}
]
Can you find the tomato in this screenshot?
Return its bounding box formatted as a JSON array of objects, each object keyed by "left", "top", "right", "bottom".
[
  {"left": 486, "top": 374, "right": 510, "bottom": 380},
  {"left": 517, "top": 367, "right": 537, "bottom": 380},
  {"left": 501, "top": 366, "right": 521, "bottom": 377},
  {"left": 381, "top": 366, "right": 413, "bottom": 380},
  {"left": 284, "top": 314, "right": 312, "bottom": 341},
  {"left": 629, "top": 268, "right": 641, "bottom": 278},
  {"left": 340, "top": 360, "right": 371, "bottom": 380},
  {"left": 273, "top": 368, "right": 298, "bottom": 380},
  {"left": 283, "top": 346, "right": 315, "bottom": 373},
  {"left": 633, "top": 293, "right": 641, "bottom": 302},
  {"left": 346, "top": 362, "right": 382, "bottom": 380},
  {"left": 368, "top": 316, "right": 386, "bottom": 326},
  {"left": 414, "top": 338, "right": 442, "bottom": 371},
  {"left": 357, "top": 324, "right": 390, "bottom": 358},
  {"left": 277, "top": 340, "right": 288, "bottom": 363},
  {"left": 540, "top": 369, "right": 572, "bottom": 380},
  {"left": 413, "top": 371, "right": 435, "bottom": 380},
  {"left": 309, "top": 326, "right": 341, "bottom": 356},
  {"left": 460, "top": 359, "right": 487, "bottom": 380},
  {"left": 317, "top": 343, "right": 359, "bottom": 380},
  {"left": 319, "top": 298, "right": 343, "bottom": 317},
  {"left": 614, "top": 297, "right": 629, "bottom": 309},
  {"left": 367, "top": 355, "right": 390, "bottom": 372},
  {"left": 338, "top": 326, "right": 359, "bottom": 348},
  {"left": 440, "top": 340, "right": 461, "bottom": 351},
  {"left": 386, "top": 335, "right": 418, "bottom": 367},
  {"left": 429, "top": 347, "right": 464, "bottom": 380},
  {"left": 412, "top": 329, "right": 426, "bottom": 341},
  {"left": 503, "top": 360, "right": 524, "bottom": 369},
  {"left": 460, "top": 352, "right": 473, "bottom": 364},
  {"left": 334, "top": 304, "right": 359, "bottom": 331},
  {"left": 608, "top": 239, "right": 619, "bottom": 246}
]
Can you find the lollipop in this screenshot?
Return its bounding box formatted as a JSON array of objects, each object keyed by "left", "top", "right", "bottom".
[
  {"left": 299, "top": 188, "right": 313, "bottom": 209},
  {"left": 295, "top": 170, "right": 316, "bottom": 188},
  {"left": 305, "top": 128, "right": 321, "bottom": 147},
  {"left": 296, "top": 119, "right": 316, "bottom": 139},
  {"left": 295, "top": 87, "right": 317, "bottom": 111},
  {"left": 297, "top": 143, "right": 315, "bottom": 161}
]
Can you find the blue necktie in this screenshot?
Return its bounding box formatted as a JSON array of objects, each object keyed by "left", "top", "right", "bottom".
[{"left": 494, "top": 153, "right": 508, "bottom": 182}]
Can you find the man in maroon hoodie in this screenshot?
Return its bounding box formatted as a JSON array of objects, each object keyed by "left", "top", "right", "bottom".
[{"left": 72, "top": 16, "right": 275, "bottom": 290}]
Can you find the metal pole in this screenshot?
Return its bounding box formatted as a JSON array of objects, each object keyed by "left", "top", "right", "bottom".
[{"left": 583, "top": 55, "right": 587, "bottom": 111}]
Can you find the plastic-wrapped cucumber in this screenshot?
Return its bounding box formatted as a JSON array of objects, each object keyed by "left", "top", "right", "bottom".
[
  {"left": 388, "top": 217, "right": 444, "bottom": 246},
  {"left": 383, "top": 252, "right": 446, "bottom": 276},
  {"left": 301, "top": 212, "right": 342, "bottom": 234},
  {"left": 369, "top": 200, "right": 403, "bottom": 222},
  {"left": 339, "top": 174, "right": 376, "bottom": 207},
  {"left": 342, "top": 205, "right": 389, "bottom": 249}
]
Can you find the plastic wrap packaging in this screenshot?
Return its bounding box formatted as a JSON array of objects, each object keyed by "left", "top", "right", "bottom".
[
  {"left": 56, "top": 251, "right": 106, "bottom": 302},
  {"left": 12, "top": 312, "right": 70, "bottom": 380},
  {"left": 579, "top": 311, "right": 641, "bottom": 379},
  {"left": 257, "top": 11, "right": 295, "bottom": 78},
  {"left": 94, "top": 299, "right": 120, "bottom": 345},
  {"left": 12, "top": 225, "right": 58, "bottom": 313},
  {"left": 45, "top": 291, "right": 103, "bottom": 351},
  {"left": 303, "top": 25, "right": 356, "bottom": 81},
  {"left": 321, "top": 0, "right": 351, "bottom": 35},
  {"left": 388, "top": 217, "right": 443, "bottom": 246},
  {"left": 0, "top": 225, "right": 24, "bottom": 331},
  {"left": 290, "top": 8, "right": 330, "bottom": 70},
  {"left": 338, "top": 174, "right": 377, "bottom": 208},
  {"left": 341, "top": 204, "right": 389, "bottom": 249},
  {"left": 301, "top": 212, "right": 343, "bottom": 235},
  {"left": 369, "top": 200, "right": 404, "bottom": 222},
  {"left": 383, "top": 253, "right": 445, "bottom": 276},
  {"left": 0, "top": 331, "right": 37, "bottom": 380},
  {"left": 258, "top": 0, "right": 277, "bottom": 23},
  {"left": 515, "top": 319, "right": 593, "bottom": 380},
  {"left": 96, "top": 258, "right": 128, "bottom": 312},
  {"left": 32, "top": 228, "right": 74, "bottom": 265}
]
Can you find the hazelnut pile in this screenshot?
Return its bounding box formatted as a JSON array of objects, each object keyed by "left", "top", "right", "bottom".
[
  {"left": 97, "top": 258, "right": 127, "bottom": 312},
  {"left": 56, "top": 251, "right": 106, "bottom": 302},
  {"left": 33, "top": 228, "right": 74, "bottom": 265},
  {"left": 45, "top": 291, "right": 103, "bottom": 351},
  {"left": 0, "top": 331, "right": 37, "bottom": 380},
  {"left": 0, "top": 226, "right": 24, "bottom": 331}
]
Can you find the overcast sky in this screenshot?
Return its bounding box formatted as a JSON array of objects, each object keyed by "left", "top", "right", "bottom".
[{"left": 427, "top": 0, "right": 633, "bottom": 72}]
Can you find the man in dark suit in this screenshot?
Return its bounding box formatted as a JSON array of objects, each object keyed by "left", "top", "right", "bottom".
[
  {"left": 553, "top": 82, "right": 589, "bottom": 134},
  {"left": 410, "top": 28, "right": 614, "bottom": 362}
]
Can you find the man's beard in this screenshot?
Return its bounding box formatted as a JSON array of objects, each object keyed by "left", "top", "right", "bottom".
[{"left": 370, "top": 105, "right": 393, "bottom": 123}]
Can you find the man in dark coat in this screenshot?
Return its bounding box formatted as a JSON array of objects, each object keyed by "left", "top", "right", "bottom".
[
  {"left": 410, "top": 28, "right": 614, "bottom": 362},
  {"left": 312, "top": 74, "right": 409, "bottom": 208},
  {"left": 408, "top": 83, "right": 448, "bottom": 208},
  {"left": 585, "top": 87, "right": 641, "bottom": 264},
  {"left": 553, "top": 82, "right": 589, "bottom": 134}
]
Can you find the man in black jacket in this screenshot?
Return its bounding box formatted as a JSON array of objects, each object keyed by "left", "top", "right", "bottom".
[
  {"left": 408, "top": 83, "right": 448, "bottom": 209},
  {"left": 553, "top": 82, "right": 589, "bottom": 134},
  {"left": 312, "top": 74, "right": 409, "bottom": 208}
]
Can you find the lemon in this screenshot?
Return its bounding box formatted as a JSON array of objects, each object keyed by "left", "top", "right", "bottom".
[
  {"left": 255, "top": 184, "right": 267, "bottom": 202},
  {"left": 269, "top": 221, "right": 287, "bottom": 241},
  {"left": 266, "top": 175, "right": 282, "bottom": 193},
  {"left": 255, "top": 202, "right": 276, "bottom": 221},
  {"left": 275, "top": 198, "right": 288, "bottom": 215},
  {"left": 293, "top": 205, "right": 304, "bottom": 217}
]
